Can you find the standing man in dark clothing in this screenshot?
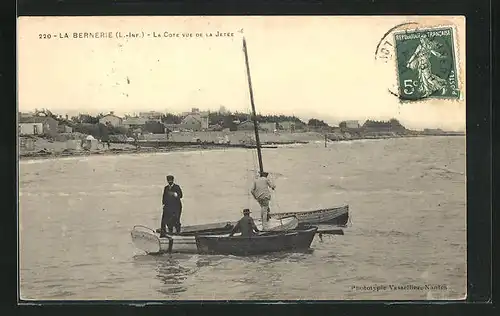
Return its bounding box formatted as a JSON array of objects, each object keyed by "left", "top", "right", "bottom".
[
  {"left": 229, "top": 209, "right": 260, "bottom": 237},
  {"left": 160, "top": 175, "right": 183, "bottom": 237}
]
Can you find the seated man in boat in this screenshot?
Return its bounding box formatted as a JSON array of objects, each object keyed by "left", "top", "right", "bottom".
[
  {"left": 160, "top": 175, "right": 183, "bottom": 237},
  {"left": 229, "top": 209, "right": 260, "bottom": 237},
  {"left": 250, "top": 171, "right": 276, "bottom": 230}
]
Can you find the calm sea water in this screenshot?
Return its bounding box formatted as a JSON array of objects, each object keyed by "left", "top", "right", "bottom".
[{"left": 19, "top": 136, "right": 466, "bottom": 300}]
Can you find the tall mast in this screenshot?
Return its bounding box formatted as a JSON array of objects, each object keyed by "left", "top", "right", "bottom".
[{"left": 242, "top": 37, "right": 264, "bottom": 174}]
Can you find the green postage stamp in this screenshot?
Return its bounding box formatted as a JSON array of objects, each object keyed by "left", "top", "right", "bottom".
[{"left": 393, "top": 26, "right": 460, "bottom": 101}]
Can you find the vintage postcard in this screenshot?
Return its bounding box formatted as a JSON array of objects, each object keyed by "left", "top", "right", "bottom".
[{"left": 17, "top": 16, "right": 466, "bottom": 301}]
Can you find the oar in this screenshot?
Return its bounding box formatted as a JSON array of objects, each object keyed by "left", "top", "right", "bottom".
[
  {"left": 317, "top": 228, "right": 344, "bottom": 235},
  {"left": 316, "top": 228, "right": 344, "bottom": 241}
]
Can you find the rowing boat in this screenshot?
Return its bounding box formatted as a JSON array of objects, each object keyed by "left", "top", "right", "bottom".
[
  {"left": 195, "top": 226, "right": 318, "bottom": 256},
  {"left": 131, "top": 216, "right": 299, "bottom": 254},
  {"left": 167, "top": 203, "right": 348, "bottom": 236},
  {"left": 270, "top": 204, "right": 349, "bottom": 227}
]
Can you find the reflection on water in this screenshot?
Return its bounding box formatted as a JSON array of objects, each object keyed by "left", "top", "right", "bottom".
[
  {"left": 132, "top": 253, "right": 226, "bottom": 296},
  {"left": 130, "top": 250, "right": 320, "bottom": 297},
  {"left": 156, "top": 261, "right": 189, "bottom": 295}
]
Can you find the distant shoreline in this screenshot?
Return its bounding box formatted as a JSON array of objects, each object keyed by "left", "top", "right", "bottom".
[
  {"left": 19, "top": 145, "right": 236, "bottom": 161},
  {"left": 18, "top": 133, "right": 464, "bottom": 161}
]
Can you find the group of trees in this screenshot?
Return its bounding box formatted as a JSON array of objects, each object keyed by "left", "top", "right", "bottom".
[
  {"left": 362, "top": 118, "right": 406, "bottom": 130},
  {"left": 70, "top": 122, "right": 130, "bottom": 140},
  {"left": 336, "top": 118, "right": 406, "bottom": 131},
  {"left": 208, "top": 111, "right": 335, "bottom": 131},
  {"left": 70, "top": 114, "right": 101, "bottom": 124},
  {"left": 206, "top": 111, "right": 307, "bottom": 127},
  {"left": 207, "top": 111, "right": 311, "bottom": 131},
  {"left": 306, "top": 118, "right": 329, "bottom": 128}
]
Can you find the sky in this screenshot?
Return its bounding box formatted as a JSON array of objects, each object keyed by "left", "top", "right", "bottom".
[{"left": 17, "top": 16, "right": 466, "bottom": 131}]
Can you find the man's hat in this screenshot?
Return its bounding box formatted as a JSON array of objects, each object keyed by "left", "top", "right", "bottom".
[
  {"left": 243, "top": 208, "right": 251, "bottom": 214},
  {"left": 166, "top": 175, "right": 174, "bottom": 181}
]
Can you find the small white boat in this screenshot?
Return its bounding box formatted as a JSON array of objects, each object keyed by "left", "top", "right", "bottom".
[
  {"left": 255, "top": 216, "right": 299, "bottom": 231},
  {"left": 131, "top": 216, "right": 298, "bottom": 254}
]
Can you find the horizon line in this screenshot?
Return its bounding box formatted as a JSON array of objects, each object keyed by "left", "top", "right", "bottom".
[{"left": 18, "top": 107, "right": 466, "bottom": 132}]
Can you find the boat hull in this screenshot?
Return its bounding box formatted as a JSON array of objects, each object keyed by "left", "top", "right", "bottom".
[
  {"left": 159, "top": 235, "right": 198, "bottom": 253},
  {"left": 195, "top": 227, "right": 318, "bottom": 256},
  {"left": 131, "top": 227, "right": 202, "bottom": 254},
  {"left": 270, "top": 204, "right": 349, "bottom": 226},
  {"left": 131, "top": 216, "right": 299, "bottom": 254}
]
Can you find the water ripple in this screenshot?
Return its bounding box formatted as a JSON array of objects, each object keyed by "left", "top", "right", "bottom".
[{"left": 19, "top": 137, "right": 466, "bottom": 300}]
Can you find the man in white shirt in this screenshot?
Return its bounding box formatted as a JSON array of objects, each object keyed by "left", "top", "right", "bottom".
[{"left": 250, "top": 171, "right": 276, "bottom": 230}]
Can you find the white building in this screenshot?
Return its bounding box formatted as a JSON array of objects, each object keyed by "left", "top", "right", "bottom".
[
  {"left": 345, "top": 120, "right": 360, "bottom": 129},
  {"left": 139, "top": 111, "right": 163, "bottom": 122},
  {"left": 279, "top": 121, "right": 296, "bottom": 131},
  {"left": 180, "top": 115, "right": 203, "bottom": 131},
  {"left": 181, "top": 108, "right": 209, "bottom": 130},
  {"left": 260, "top": 122, "right": 277, "bottom": 132},
  {"left": 19, "top": 123, "right": 43, "bottom": 135},
  {"left": 99, "top": 112, "right": 123, "bottom": 127}
]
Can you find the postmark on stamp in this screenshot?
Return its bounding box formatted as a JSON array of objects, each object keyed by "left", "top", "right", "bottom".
[{"left": 393, "top": 26, "right": 460, "bottom": 101}]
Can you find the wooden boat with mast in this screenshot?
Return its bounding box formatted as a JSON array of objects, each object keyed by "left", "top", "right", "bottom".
[
  {"left": 240, "top": 36, "right": 350, "bottom": 228},
  {"left": 193, "top": 38, "right": 328, "bottom": 256},
  {"left": 130, "top": 37, "right": 347, "bottom": 256}
]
